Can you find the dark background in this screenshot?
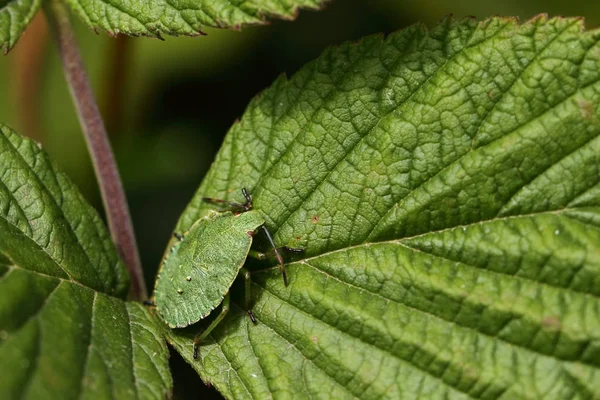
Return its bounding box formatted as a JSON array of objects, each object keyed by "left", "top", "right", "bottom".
[{"left": 1, "top": 0, "right": 598, "bottom": 397}]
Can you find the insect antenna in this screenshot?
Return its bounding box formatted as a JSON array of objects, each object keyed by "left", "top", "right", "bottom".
[{"left": 202, "top": 188, "right": 253, "bottom": 213}]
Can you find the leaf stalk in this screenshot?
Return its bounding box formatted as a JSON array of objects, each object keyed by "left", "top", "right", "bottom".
[{"left": 44, "top": 0, "right": 147, "bottom": 300}]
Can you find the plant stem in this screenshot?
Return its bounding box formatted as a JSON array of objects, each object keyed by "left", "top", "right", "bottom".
[{"left": 44, "top": 0, "right": 147, "bottom": 301}]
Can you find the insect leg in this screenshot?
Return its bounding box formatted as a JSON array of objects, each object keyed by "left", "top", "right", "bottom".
[
  {"left": 193, "top": 294, "right": 230, "bottom": 359},
  {"left": 241, "top": 188, "right": 252, "bottom": 205},
  {"left": 260, "top": 225, "right": 288, "bottom": 286},
  {"left": 240, "top": 267, "right": 257, "bottom": 324}
]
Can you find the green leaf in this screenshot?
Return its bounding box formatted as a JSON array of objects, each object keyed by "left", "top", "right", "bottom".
[
  {"left": 165, "top": 16, "right": 600, "bottom": 398},
  {"left": 0, "top": 125, "right": 172, "bottom": 399},
  {"left": 65, "top": 0, "right": 323, "bottom": 38},
  {"left": 0, "top": 0, "right": 41, "bottom": 52}
]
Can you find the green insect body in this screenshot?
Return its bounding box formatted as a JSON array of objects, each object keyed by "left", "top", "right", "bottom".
[
  {"left": 152, "top": 188, "right": 298, "bottom": 358},
  {"left": 154, "top": 210, "right": 265, "bottom": 328}
]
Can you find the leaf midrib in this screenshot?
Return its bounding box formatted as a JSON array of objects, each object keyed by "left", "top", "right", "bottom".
[{"left": 288, "top": 207, "right": 600, "bottom": 296}]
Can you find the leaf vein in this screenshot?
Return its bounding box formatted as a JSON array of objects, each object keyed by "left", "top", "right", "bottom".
[
  {"left": 2, "top": 135, "right": 104, "bottom": 287},
  {"left": 469, "top": 20, "right": 580, "bottom": 148},
  {"left": 253, "top": 285, "right": 478, "bottom": 399},
  {"left": 270, "top": 23, "right": 490, "bottom": 237},
  {"left": 367, "top": 73, "right": 600, "bottom": 240},
  {"left": 298, "top": 242, "right": 598, "bottom": 367},
  {"left": 77, "top": 291, "right": 98, "bottom": 400}
]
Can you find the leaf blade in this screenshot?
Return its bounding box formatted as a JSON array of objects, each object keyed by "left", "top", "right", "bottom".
[
  {"left": 0, "top": 125, "right": 172, "bottom": 399},
  {"left": 0, "top": 124, "right": 128, "bottom": 295},
  {"left": 166, "top": 16, "right": 600, "bottom": 399},
  {"left": 64, "top": 0, "right": 323, "bottom": 38},
  {"left": 0, "top": 0, "right": 41, "bottom": 52}
]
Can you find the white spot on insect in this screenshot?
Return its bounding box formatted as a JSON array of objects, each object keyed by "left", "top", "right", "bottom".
[
  {"left": 251, "top": 373, "right": 258, "bottom": 378},
  {"left": 555, "top": 230, "right": 560, "bottom": 235},
  {"left": 186, "top": 276, "right": 192, "bottom": 282},
  {"left": 177, "top": 289, "right": 183, "bottom": 294}
]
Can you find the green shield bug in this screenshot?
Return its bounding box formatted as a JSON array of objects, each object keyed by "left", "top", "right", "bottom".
[{"left": 153, "top": 189, "right": 300, "bottom": 358}]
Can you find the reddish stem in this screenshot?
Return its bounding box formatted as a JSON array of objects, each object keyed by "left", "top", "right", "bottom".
[{"left": 44, "top": 0, "right": 147, "bottom": 300}]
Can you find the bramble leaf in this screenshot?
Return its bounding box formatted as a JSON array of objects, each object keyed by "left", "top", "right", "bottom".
[
  {"left": 165, "top": 16, "right": 600, "bottom": 399},
  {"left": 65, "top": 0, "right": 323, "bottom": 38},
  {"left": 0, "top": 0, "right": 41, "bottom": 52},
  {"left": 0, "top": 125, "right": 171, "bottom": 399}
]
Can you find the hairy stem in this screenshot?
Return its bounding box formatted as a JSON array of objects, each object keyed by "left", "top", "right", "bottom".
[{"left": 44, "top": 0, "right": 147, "bottom": 300}]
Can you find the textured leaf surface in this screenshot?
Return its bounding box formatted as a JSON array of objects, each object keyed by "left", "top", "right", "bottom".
[
  {"left": 164, "top": 16, "right": 600, "bottom": 399},
  {"left": 0, "top": 0, "right": 41, "bottom": 52},
  {"left": 65, "top": 0, "right": 323, "bottom": 38},
  {"left": 0, "top": 125, "right": 171, "bottom": 399},
  {"left": 155, "top": 211, "right": 264, "bottom": 328}
]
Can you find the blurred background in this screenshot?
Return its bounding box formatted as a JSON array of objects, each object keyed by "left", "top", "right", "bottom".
[{"left": 0, "top": 0, "right": 598, "bottom": 397}]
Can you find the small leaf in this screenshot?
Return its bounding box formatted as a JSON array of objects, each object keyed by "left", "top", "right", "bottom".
[
  {"left": 0, "top": 0, "right": 41, "bottom": 52},
  {"left": 166, "top": 16, "right": 600, "bottom": 398},
  {"left": 0, "top": 125, "right": 172, "bottom": 399},
  {"left": 65, "top": 0, "right": 323, "bottom": 38}
]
